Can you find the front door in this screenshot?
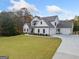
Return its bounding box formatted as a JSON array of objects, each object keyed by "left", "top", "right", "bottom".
[
  {"left": 31, "top": 28, "right": 34, "bottom": 34},
  {"left": 56, "top": 28, "right": 60, "bottom": 34}
]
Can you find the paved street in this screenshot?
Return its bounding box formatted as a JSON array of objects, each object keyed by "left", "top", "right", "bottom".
[{"left": 52, "top": 35, "right": 79, "bottom": 59}]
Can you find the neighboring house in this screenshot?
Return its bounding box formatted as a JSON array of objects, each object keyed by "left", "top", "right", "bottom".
[
  {"left": 23, "top": 23, "right": 31, "bottom": 34},
  {"left": 23, "top": 16, "right": 73, "bottom": 35}
]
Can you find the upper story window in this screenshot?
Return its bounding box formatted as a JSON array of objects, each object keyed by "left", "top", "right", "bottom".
[
  {"left": 55, "top": 22, "right": 56, "bottom": 26},
  {"left": 33, "top": 21, "right": 37, "bottom": 25},
  {"left": 40, "top": 21, "right": 42, "bottom": 24},
  {"left": 33, "top": 22, "right": 36, "bottom": 25}
]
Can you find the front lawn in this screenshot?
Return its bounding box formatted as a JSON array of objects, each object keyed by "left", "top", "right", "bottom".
[{"left": 0, "top": 35, "right": 61, "bottom": 59}]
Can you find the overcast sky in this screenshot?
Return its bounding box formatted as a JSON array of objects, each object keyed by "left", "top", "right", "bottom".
[{"left": 0, "top": 0, "right": 79, "bottom": 20}]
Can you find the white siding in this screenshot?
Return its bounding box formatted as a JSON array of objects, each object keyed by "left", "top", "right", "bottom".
[
  {"left": 60, "top": 28, "right": 72, "bottom": 34},
  {"left": 31, "top": 17, "right": 39, "bottom": 26},
  {"left": 50, "top": 28, "right": 56, "bottom": 35},
  {"left": 23, "top": 24, "right": 29, "bottom": 33},
  {"left": 51, "top": 22, "right": 55, "bottom": 27},
  {"left": 51, "top": 17, "right": 59, "bottom": 27},
  {"left": 34, "top": 28, "right": 56, "bottom": 35},
  {"left": 55, "top": 16, "right": 59, "bottom": 25},
  {"left": 34, "top": 28, "right": 49, "bottom": 35},
  {"left": 36, "top": 20, "right": 48, "bottom": 26}
]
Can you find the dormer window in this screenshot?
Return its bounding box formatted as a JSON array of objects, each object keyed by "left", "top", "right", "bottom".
[
  {"left": 33, "top": 21, "right": 37, "bottom": 25},
  {"left": 40, "top": 21, "right": 42, "bottom": 24},
  {"left": 33, "top": 22, "right": 36, "bottom": 25},
  {"left": 27, "top": 29, "right": 28, "bottom": 32},
  {"left": 55, "top": 22, "right": 56, "bottom": 26},
  {"left": 24, "top": 28, "right": 26, "bottom": 31}
]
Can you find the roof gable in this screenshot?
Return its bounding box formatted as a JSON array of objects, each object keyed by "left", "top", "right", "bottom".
[
  {"left": 31, "top": 16, "right": 58, "bottom": 28},
  {"left": 34, "top": 20, "right": 49, "bottom": 27},
  {"left": 40, "top": 16, "right": 58, "bottom": 28},
  {"left": 23, "top": 23, "right": 30, "bottom": 28},
  {"left": 43, "top": 20, "right": 54, "bottom": 28}
]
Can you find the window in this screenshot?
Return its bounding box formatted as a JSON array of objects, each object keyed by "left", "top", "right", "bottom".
[
  {"left": 33, "top": 21, "right": 37, "bottom": 25},
  {"left": 27, "top": 29, "right": 28, "bottom": 32},
  {"left": 43, "top": 29, "right": 45, "bottom": 33},
  {"left": 40, "top": 21, "right": 42, "bottom": 24},
  {"left": 55, "top": 22, "right": 56, "bottom": 26},
  {"left": 33, "top": 22, "right": 36, "bottom": 25},
  {"left": 57, "top": 29, "right": 60, "bottom": 34},
  {"left": 38, "top": 29, "right": 40, "bottom": 33},
  {"left": 57, "top": 29, "right": 60, "bottom": 32},
  {"left": 24, "top": 29, "right": 26, "bottom": 31},
  {"left": 31, "top": 28, "right": 33, "bottom": 33}
]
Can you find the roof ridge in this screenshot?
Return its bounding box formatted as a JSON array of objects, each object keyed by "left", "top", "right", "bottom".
[{"left": 40, "top": 15, "right": 58, "bottom": 18}]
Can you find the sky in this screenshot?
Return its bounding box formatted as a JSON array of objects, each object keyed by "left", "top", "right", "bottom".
[{"left": 0, "top": 0, "right": 79, "bottom": 20}]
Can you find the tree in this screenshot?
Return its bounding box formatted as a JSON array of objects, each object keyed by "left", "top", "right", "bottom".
[
  {"left": 0, "top": 12, "right": 16, "bottom": 36},
  {"left": 73, "top": 16, "right": 79, "bottom": 32},
  {"left": 16, "top": 8, "right": 33, "bottom": 23},
  {"left": 0, "top": 8, "right": 33, "bottom": 36},
  {"left": 12, "top": 8, "right": 33, "bottom": 33},
  {"left": 12, "top": 16, "right": 24, "bottom": 34}
]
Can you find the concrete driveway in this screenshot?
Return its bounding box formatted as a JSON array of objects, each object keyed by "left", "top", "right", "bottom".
[{"left": 51, "top": 35, "right": 79, "bottom": 59}]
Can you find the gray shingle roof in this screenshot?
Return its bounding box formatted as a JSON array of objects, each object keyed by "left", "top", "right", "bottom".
[
  {"left": 25, "top": 16, "right": 73, "bottom": 29},
  {"left": 41, "top": 16, "right": 58, "bottom": 22},
  {"left": 40, "top": 16, "right": 58, "bottom": 28},
  {"left": 33, "top": 16, "right": 58, "bottom": 28},
  {"left": 31, "top": 26, "right": 50, "bottom": 28},
  {"left": 31, "top": 16, "right": 58, "bottom": 28},
  {"left": 57, "top": 20, "right": 73, "bottom": 28},
  {"left": 43, "top": 20, "right": 54, "bottom": 28}
]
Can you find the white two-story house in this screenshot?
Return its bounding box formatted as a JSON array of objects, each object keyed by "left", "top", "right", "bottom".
[{"left": 23, "top": 16, "right": 73, "bottom": 35}]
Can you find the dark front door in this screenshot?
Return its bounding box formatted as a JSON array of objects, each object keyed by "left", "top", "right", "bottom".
[
  {"left": 31, "top": 28, "right": 34, "bottom": 33},
  {"left": 56, "top": 28, "right": 60, "bottom": 34}
]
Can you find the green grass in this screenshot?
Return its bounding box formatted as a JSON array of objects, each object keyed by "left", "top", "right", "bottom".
[{"left": 0, "top": 35, "right": 61, "bottom": 59}]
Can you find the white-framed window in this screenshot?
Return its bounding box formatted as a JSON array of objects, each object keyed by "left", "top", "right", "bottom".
[
  {"left": 40, "top": 21, "right": 42, "bottom": 24},
  {"left": 55, "top": 22, "right": 56, "bottom": 26},
  {"left": 38, "top": 29, "right": 40, "bottom": 33},
  {"left": 24, "top": 28, "right": 26, "bottom": 31},
  {"left": 33, "top": 22, "right": 36, "bottom": 25},
  {"left": 43, "top": 29, "right": 45, "bottom": 33},
  {"left": 27, "top": 29, "right": 28, "bottom": 32},
  {"left": 33, "top": 21, "right": 37, "bottom": 25}
]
